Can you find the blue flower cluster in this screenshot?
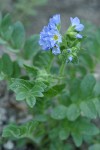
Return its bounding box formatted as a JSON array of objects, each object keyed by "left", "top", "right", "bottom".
[
  {"left": 66, "top": 17, "right": 84, "bottom": 62},
  {"left": 70, "top": 17, "right": 84, "bottom": 39},
  {"left": 39, "top": 15, "right": 84, "bottom": 63},
  {"left": 39, "top": 14, "right": 62, "bottom": 55}
]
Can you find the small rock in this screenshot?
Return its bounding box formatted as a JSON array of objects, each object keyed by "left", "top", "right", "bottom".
[{"left": 3, "top": 141, "right": 14, "bottom": 150}]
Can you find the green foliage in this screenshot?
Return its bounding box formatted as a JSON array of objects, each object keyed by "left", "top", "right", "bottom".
[
  {"left": 0, "top": 14, "right": 13, "bottom": 41},
  {"left": 9, "top": 79, "right": 47, "bottom": 107},
  {"left": 80, "top": 100, "right": 97, "bottom": 119},
  {"left": 23, "top": 35, "right": 41, "bottom": 59},
  {"left": 66, "top": 104, "right": 80, "bottom": 121},
  {"left": 0, "top": 14, "right": 100, "bottom": 150},
  {"left": 0, "top": 14, "right": 25, "bottom": 52},
  {"left": 51, "top": 105, "right": 67, "bottom": 120},
  {"left": 2, "top": 121, "right": 38, "bottom": 139},
  {"left": 71, "top": 119, "right": 99, "bottom": 147},
  {"left": 11, "top": 22, "right": 25, "bottom": 49},
  {"left": 80, "top": 74, "right": 96, "bottom": 97},
  {"left": 1, "top": 53, "right": 13, "bottom": 75},
  {"left": 0, "top": 53, "right": 20, "bottom": 79}
]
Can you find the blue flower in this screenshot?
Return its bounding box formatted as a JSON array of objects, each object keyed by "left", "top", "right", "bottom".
[
  {"left": 70, "top": 17, "right": 84, "bottom": 32},
  {"left": 49, "top": 14, "right": 60, "bottom": 26},
  {"left": 39, "top": 27, "right": 62, "bottom": 51},
  {"left": 39, "top": 14, "right": 62, "bottom": 55},
  {"left": 66, "top": 56, "right": 73, "bottom": 63},
  {"left": 47, "top": 29, "right": 62, "bottom": 47},
  {"left": 52, "top": 45, "right": 61, "bottom": 55},
  {"left": 76, "top": 34, "right": 83, "bottom": 39},
  {"left": 68, "top": 56, "right": 73, "bottom": 62},
  {"left": 67, "top": 49, "right": 71, "bottom": 53},
  {"left": 39, "top": 26, "right": 51, "bottom": 50}
]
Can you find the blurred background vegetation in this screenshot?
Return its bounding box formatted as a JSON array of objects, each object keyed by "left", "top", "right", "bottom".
[
  {"left": 0, "top": 0, "right": 48, "bottom": 17},
  {"left": 0, "top": 0, "right": 48, "bottom": 29},
  {"left": 0, "top": 0, "right": 100, "bottom": 34}
]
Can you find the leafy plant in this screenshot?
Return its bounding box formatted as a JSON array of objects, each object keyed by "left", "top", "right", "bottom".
[{"left": 0, "top": 13, "right": 100, "bottom": 150}]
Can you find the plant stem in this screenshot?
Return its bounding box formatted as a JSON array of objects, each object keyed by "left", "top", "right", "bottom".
[
  {"left": 59, "top": 62, "right": 66, "bottom": 76},
  {"left": 47, "top": 54, "right": 54, "bottom": 73}
]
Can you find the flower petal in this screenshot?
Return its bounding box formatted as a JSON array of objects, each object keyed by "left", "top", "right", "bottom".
[
  {"left": 68, "top": 56, "right": 73, "bottom": 62},
  {"left": 52, "top": 46, "right": 61, "bottom": 55},
  {"left": 75, "top": 24, "right": 84, "bottom": 31},
  {"left": 71, "top": 17, "right": 80, "bottom": 26},
  {"left": 76, "top": 34, "right": 83, "bottom": 39},
  {"left": 49, "top": 14, "right": 61, "bottom": 26}
]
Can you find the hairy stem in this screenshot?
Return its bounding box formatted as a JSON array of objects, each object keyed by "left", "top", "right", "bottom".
[{"left": 59, "top": 62, "right": 66, "bottom": 76}]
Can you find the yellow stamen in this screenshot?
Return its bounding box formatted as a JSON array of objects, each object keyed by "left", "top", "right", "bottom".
[{"left": 53, "top": 35, "right": 58, "bottom": 40}]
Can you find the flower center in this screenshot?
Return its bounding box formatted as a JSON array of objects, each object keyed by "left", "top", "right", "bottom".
[{"left": 53, "top": 35, "right": 58, "bottom": 40}]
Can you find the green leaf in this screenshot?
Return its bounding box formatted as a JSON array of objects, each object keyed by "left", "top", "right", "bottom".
[
  {"left": 70, "top": 78, "right": 81, "bottom": 102},
  {"left": 16, "top": 92, "right": 26, "bottom": 101},
  {"left": 44, "top": 84, "right": 65, "bottom": 98},
  {"left": 2, "top": 121, "right": 38, "bottom": 139},
  {"left": 0, "top": 14, "right": 13, "bottom": 41},
  {"left": 72, "top": 132, "right": 82, "bottom": 147},
  {"left": 59, "top": 129, "right": 69, "bottom": 140},
  {"left": 26, "top": 96, "right": 36, "bottom": 108},
  {"left": 93, "top": 81, "right": 100, "bottom": 96},
  {"left": 71, "top": 119, "right": 99, "bottom": 147},
  {"left": 79, "top": 119, "right": 99, "bottom": 136},
  {"left": 51, "top": 105, "right": 67, "bottom": 120},
  {"left": 32, "top": 91, "right": 44, "bottom": 97},
  {"left": 80, "top": 100, "right": 97, "bottom": 119},
  {"left": 79, "top": 53, "right": 94, "bottom": 70},
  {"left": 34, "top": 114, "right": 48, "bottom": 122},
  {"left": 66, "top": 104, "right": 80, "bottom": 121},
  {"left": 11, "top": 21, "right": 25, "bottom": 49},
  {"left": 23, "top": 34, "right": 41, "bottom": 59},
  {"left": 9, "top": 79, "right": 46, "bottom": 107},
  {"left": 1, "top": 14, "right": 11, "bottom": 31},
  {"left": 63, "top": 144, "right": 73, "bottom": 150},
  {"left": 33, "top": 51, "right": 53, "bottom": 69},
  {"left": 24, "top": 65, "right": 38, "bottom": 77},
  {"left": 2, "top": 54, "right": 13, "bottom": 76},
  {"left": 89, "top": 144, "right": 100, "bottom": 150},
  {"left": 93, "top": 98, "right": 100, "bottom": 117},
  {"left": 12, "top": 61, "right": 20, "bottom": 77},
  {"left": 2, "top": 124, "right": 21, "bottom": 138},
  {"left": 0, "top": 72, "right": 5, "bottom": 80},
  {"left": 80, "top": 74, "right": 96, "bottom": 97},
  {"left": 49, "top": 128, "right": 59, "bottom": 140},
  {"left": 71, "top": 79, "right": 81, "bottom": 95}
]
